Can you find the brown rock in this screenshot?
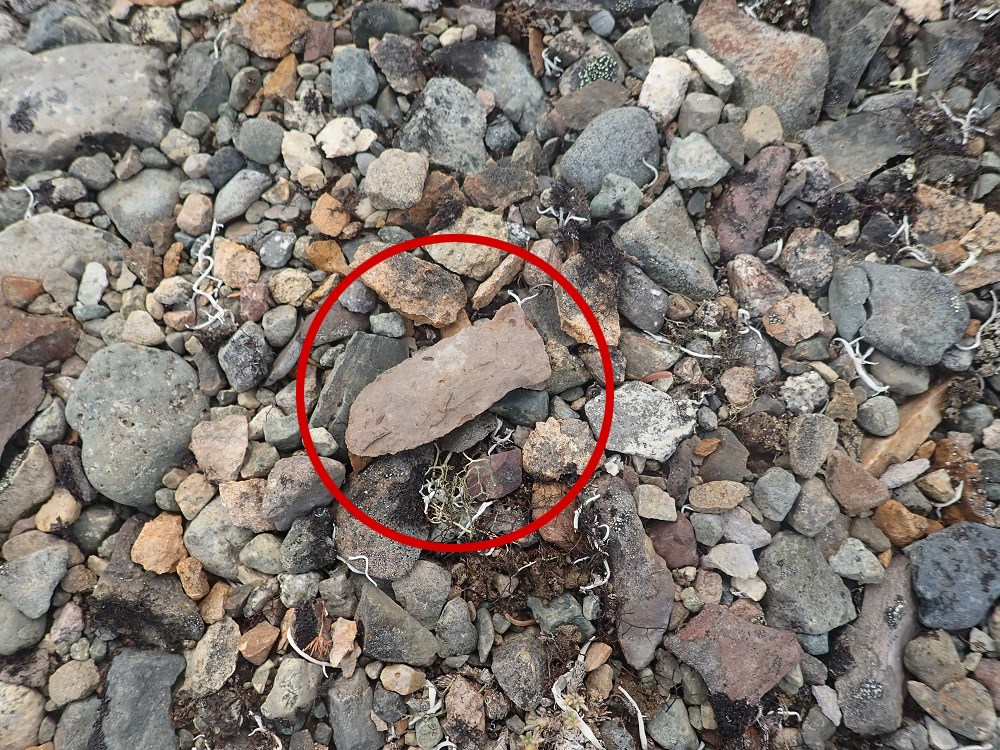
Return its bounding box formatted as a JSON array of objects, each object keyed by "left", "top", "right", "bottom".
[
  {"left": 311, "top": 193, "right": 352, "bottom": 237},
  {"left": 871, "top": 499, "right": 929, "bottom": 547},
  {"left": 709, "top": 146, "right": 792, "bottom": 261},
  {"left": 240, "top": 282, "right": 270, "bottom": 322},
  {"left": 907, "top": 679, "right": 998, "bottom": 742},
  {"left": 0, "top": 307, "right": 80, "bottom": 365},
  {"left": 130, "top": 513, "right": 186, "bottom": 574},
  {"left": 176, "top": 556, "right": 210, "bottom": 600},
  {"left": 261, "top": 54, "right": 299, "bottom": 102},
  {"left": 933, "top": 437, "right": 993, "bottom": 524},
  {"left": 720, "top": 366, "right": 755, "bottom": 407},
  {"left": 176, "top": 194, "right": 213, "bottom": 236},
  {"left": 555, "top": 253, "right": 621, "bottom": 346},
  {"left": 861, "top": 379, "right": 951, "bottom": 476},
  {"left": 190, "top": 415, "right": 249, "bottom": 483},
  {"left": 387, "top": 171, "right": 467, "bottom": 235},
  {"left": 960, "top": 211, "right": 1000, "bottom": 253},
  {"left": 0, "top": 360, "right": 44, "bottom": 457},
  {"left": 228, "top": 0, "right": 309, "bottom": 59},
  {"left": 346, "top": 303, "right": 550, "bottom": 457},
  {"left": 647, "top": 515, "right": 699, "bottom": 568},
  {"left": 465, "top": 449, "right": 522, "bottom": 500},
  {"left": 471, "top": 254, "right": 525, "bottom": 310},
  {"left": 304, "top": 20, "right": 334, "bottom": 63},
  {"left": 328, "top": 617, "right": 358, "bottom": 667},
  {"left": 463, "top": 166, "right": 537, "bottom": 212},
  {"left": 688, "top": 480, "right": 751, "bottom": 513},
  {"left": 530, "top": 481, "right": 579, "bottom": 548},
  {"left": 912, "top": 184, "right": 984, "bottom": 245},
  {"left": 442, "top": 676, "right": 486, "bottom": 750},
  {"left": 667, "top": 604, "right": 802, "bottom": 703},
  {"left": 951, "top": 248, "right": 1000, "bottom": 293},
  {"left": 974, "top": 659, "right": 1000, "bottom": 711},
  {"left": 551, "top": 80, "right": 630, "bottom": 131},
  {"left": 825, "top": 451, "right": 890, "bottom": 516},
  {"left": 305, "top": 240, "right": 348, "bottom": 275},
  {"left": 352, "top": 242, "right": 467, "bottom": 327},
  {"left": 200, "top": 582, "right": 230, "bottom": 624},
  {"left": 123, "top": 242, "right": 163, "bottom": 288},
  {"left": 522, "top": 417, "right": 597, "bottom": 482},
  {"left": 215, "top": 240, "right": 261, "bottom": 290},
  {"left": 1, "top": 275, "right": 44, "bottom": 308},
  {"left": 726, "top": 254, "right": 790, "bottom": 317},
  {"left": 584, "top": 642, "right": 613, "bottom": 672},
  {"left": 239, "top": 621, "right": 280, "bottom": 665},
  {"left": 380, "top": 664, "right": 425, "bottom": 695},
  {"left": 762, "top": 293, "right": 825, "bottom": 346}
]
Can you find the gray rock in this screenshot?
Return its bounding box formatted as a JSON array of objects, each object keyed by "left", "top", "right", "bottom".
[
  {"left": 263, "top": 455, "right": 346, "bottom": 531},
  {"left": 399, "top": 77, "right": 487, "bottom": 175},
  {"left": 351, "top": 2, "right": 419, "bottom": 47},
  {"left": 903, "top": 631, "right": 965, "bottom": 690},
  {"left": 907, "top": 522, "right": 1000, "bottom": 630},
  {"left": 857, "top": 395, "right": 900, "bottom": 436},
  {"left": 492, "top": 633, "right": 547, "bottom": 710},
  {"left": 0, "top": 683, "right": 45, "bottom": 750},
  {"left": 802, "top": 110, "right": 921, "bottom": 183},
  {"left": 0, "top": 545, "right": 68, "bottom": 619},
  {"left": 648, "top": 697, "right": 699, "bottom": 750},
  {"left": 0, "top": 44, "right": 172, "bottom": 180},
  {"left": 70, "top": 153, "right": 116, "bottom": 190},
  {"left": 560, "top": 107, "right": 659, "bottom": 197},
  {"left": 614, "top": 186, "right": 719, "bottom": 300},
  {"left": 0, "top": 213, "right": 125, "bottom": 280},
  {"left": 65, "top": 344, "right": 207, "bottom": 508},
  {"left": 788, "top": 413, "right": 839, "bottom": 478},
  {"left": 754, "top": 467, "right": 800, "bottom": 522},
  {"left": 98, "top": 169, "right": 182, "bottom": 244},
  {"left": 259, "top": 230, "right": 296, "bottom": 268},
  {"left": 214, "top": 168, "right": 272, "bottom": 224},
  {"left": 759, "top": 531, "right": 857, "bottom": 635},
  {"left": 219, "top": 322, "right": 274, "bottom": 393},
  {"left": 829, "top": 538, "right": 886, "bottom": 583},
  {"left": 667, "top": 133, "right": 731, "bottom": 189},
  {"left": 650, "top": 2, "right": 690, "bottom": 53},
  {"left": 391, "top": 560, "right": 451, "bottom": 627},
  {"left": 179, "top": 617, "right": 240, "bottom": 699},
  {"left": 327, "top": 672, "right": 384, "bottom": 750},
  {"left": 584, "top": 381, "right": 697, "bottom": 462},
  {"left": 170, "top": 42, "right": 231, "bottom": 119},
  {"left": 100, "top": 649, "right": 185, "bottom": 750},
  {"left": 183, "top": 497, "right": 255, "bottom": 579},
  {"left": 436, "top": 597, "right": 477, "bottom": 657},
  {"left": 617, "top": 263, "right": 669, "bottom": 332},
  {"left": 280, "top": 509, "right": 338, "bottom": 574},
  {"left": 691, "top": 512, "right": 724, "bottom": 546},
  {"left": 913, "top": 20, "right": 982, "bottom": 94},
  {"left": 788, "top": 478, "right": 842, "bottom": 537},
  {"left": 261, "top": 657, "right": 324, "bottom": 734},
  {"left": 433, "top": 41, "right": 544, "bottom": 132},
  {"left": 0, "top": 594, "right": 45, "bottom": 656},
  {"left": 53, "top": 696, "right": 101, "bottom": 750},
  {"left": 355, "top": 584, "right": 439, "bottom": 666},
  {"left": 234, "top": 117, "right": 285, "bottom": 165},
  {"left": 527, "top": 593, "right": 595, "bottom": 639},
  {"left": 329, "top": 49, "right": 379, "bottom": 110},
  {"left": 592, "top": 173, "right": 644, "bottom": 221},
  {"left": 868, "top": 352, "right": 930, "bottom": 397}
]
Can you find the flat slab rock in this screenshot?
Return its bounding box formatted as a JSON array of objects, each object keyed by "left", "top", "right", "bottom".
[
  {"left": 667, "top": 604, "right": 803, "bottom": 703},
  {"left": 0, "top": 44, "right": 172, "bottom": 180},
  {"left": 584, "top": 381, "right": 697, "bottom": 462},
  {"left": 0, "top": 214, "right": 125, "bottom": 281},
  {"left": 346, "top": 303, "right": 551, "bottom": 457}
]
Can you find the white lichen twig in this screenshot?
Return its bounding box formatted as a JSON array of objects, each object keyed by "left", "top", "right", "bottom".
[
  {"left": 508, "top": 289, "right": 541, "bottom": 307},
  {"left": 737, "top": 308, "right": 765, "bottom": 342},
  {"left": 552, "top": 657, "right": 604, "bottom": 750},
  {"left": 618, "top": 687, "right": 648, "bottom": 750},
  {"left": 542, "top": 47, "right": 564, "bottom": 77},
  {"left": 189, "top": 221, "right": 230, "bottom": 330},
  {"left": 10, "top": 184, "right": 36, "bottom": 219},
  {"left": 337, "top": 553, "right": 378, "bottom": 587},
  {"left": 249, "top": 712, "right": 283, "bottom": 750},
  {"left": 642, "top": 157, "right": 659, "bottom": 191},
  {"left": 285, "top": 615, "right": 332, "bottom": 677},
  {"left": 954, "top": 290, "right": 998, "bottom": 352},
  {"left": 947, "top": 247, "right": 980, "bottom": 276},
  {"left": 932, "top": 480, "right": 965, "bottom": 517},
  {"left": 763, "top": 238, "right": 784, "bottom": 264},
  {"left": 889, "top": 67, "right": 928, "bottom": 92},
  {"left": 932, "top": 93, "right": 991, "bottom": 144},
  {"left": 833, "top": 337, "right": 890, "bottom": 394},
  {"left": 212, "top": 22, "right": 229, "bottom": 59},
  {"left": 579, "top": 558, "right": 611, "bottom": 592}
]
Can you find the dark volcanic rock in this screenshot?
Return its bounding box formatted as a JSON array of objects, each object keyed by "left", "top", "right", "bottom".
[
  {"left": 560, "top": 107, "right": 660, "bottom": 197},
  {"left": 97, "top": 649, "right": 186, "bottom": 750},
  {"left": 0, "top": 359, "right": 43, "bottom": 458},
  {"left": 491, "top": 633, "right": 547, "bottom": 710},
  {"left": 802, "top": 110, "right": 921, "bottom": 184},
  {"left": 355, "top": 583, "right": 438, "bottom": 666}
]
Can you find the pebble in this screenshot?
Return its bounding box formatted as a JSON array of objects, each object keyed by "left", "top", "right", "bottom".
[
  {"left": 688, "top": 480, "right": 751, "bottom": 513},
  {"left": 753, "top": 467, "right": 800, "bottom": 521},
  {"left": 702, "top": 542, "right": 758, "bottom": 578},
  {"left": 639, "top": 57, "right": 691, "bottom": 126},
  {"left": 667, "top": 133, "right": 731, "bottom": 189}
]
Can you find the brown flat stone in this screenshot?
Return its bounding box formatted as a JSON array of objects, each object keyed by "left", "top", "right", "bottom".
[
  {"left": 861, "top": 379, "right": 951, "bottom": 476},
  {"left": 912, "top": 184, "right": 984, "bottom": 245},
  {"left": 951, "top": 251, "right": 1000, "bottom": 292},
  {"left": 825, "top": 450, "right": 890, "bottom": 516},
  {"left": 352, "top": 242, "right": 467, "bottom": 328},
  {"left": 228, "top": 0, "right": 309, "bottom": 59},
  {"left": 465, "top": 449, "right": 522, "bottom": 500},
  {"left": 462, "top": 166, "right": 537, "bottom": 212},
  {"left": 0, "top": 307, "right": 80, "bottom": 365},
  {"left": 0, "top": 359, "right": 44, "bottom": 457},
  {"left": 872, "top": 499, "right": 930, "bottom": 547},
  {"left": 667, "top": 604, "right": 802, "bottom": 703},
  {"left": 554, "top": 253, "right": 621, "bottom": 346},
  {"left": 387, "top": 171, "right": 467, "bottom": 235},
  {"left": 239, "top": 620, "right": 280, "bottom": 665},
  {"left": 530, "top": 481, "right": 579, "bottom": 548},
  {"left": 647, "top": 515, "right": 699, "bottom": 568},
  {"left": 551, "top": 80, "right": 630, "bottom": 132},
  {"left": 726, "top": 254, "right": 790, "bottom": 317},
  {"left": 346, "top": 303, "right": 550, "bottom": 457}
]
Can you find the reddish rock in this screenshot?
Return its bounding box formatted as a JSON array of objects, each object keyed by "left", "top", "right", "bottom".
[
  {"left": 463, "top": 166, "right": 537, "bottom": 212},
  {"left": 825, "top": 451, "right": 890, "bottom": 516},
  {"left": 551, "top": 80, "right": 630, "bottom": 132},
  {"left": 190, "top": 415, "right": 249, "bottom": 483},
  {"left": 709, "top": 146, "right": 791, "bottom": 261},
  {"left": 123, "top": 243, "right": 163, "bottom": 288},
  {"left": 666, "top": 604, "right": 803, "bottom": 703},
  {"left": 0, "top": 307, "right": 80, "bottom": 365},
  {"left": 228, "top": 0, "right": 309, "bottom": 59},
  {"left": 240, "top": 282, "right": 270, "bottom": 323},
  {"left": 975, "top": 659, "right": 1000, "bottom": 711},
  {"left": 346, "top": 303, "right": 550, "bottom": 457},
  {"left": 465, "top": 449, "right": 522, "bottom": 500},
  {"left": 0, "top": 360, "right": 44, "bottom": 457},
  {"left": 912, "top": 184, "right": 984, "bottom": 246},
  {"left": 762, "top": 293, "right": 825, "bottom": 346},
  {"left": 530, "top": 482, "right": 579, "bottom": 548},
  {"left": 304, "top": 20, "right": 335, "bottom": 63},
  {"left": 387, "top": 171, "right": 467, "bottom": 235},
  {"left": 647, "top": 515, "right": 699, "bottom": 568},
  {"left": 442, "top": 676, "right": 486, "bottom": 750},
  {"left": 862, "top": 379, "right": 951, "bottom": 476},
  {"left": 1, "top": 276, "right": 44, "bottom": 308},
  {"left": 239, "top": 621, "right": 280, "bottom": 665},
  {"left": 872, "top": 499, "right": 930, "bottom": 547}
]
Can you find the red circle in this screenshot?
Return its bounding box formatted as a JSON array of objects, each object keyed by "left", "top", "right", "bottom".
[{"left": 295, "top": 233, "right": 615, "bottom": 553}]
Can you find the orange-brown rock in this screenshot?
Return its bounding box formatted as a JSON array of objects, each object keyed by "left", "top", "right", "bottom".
[
  {"left": 862, "top": 379, "right": 951, "bottom": 476},
  {"left": 912, "top": 184, "right": 984, "bottom": 245},
  {"left": 825, "top": 451, "right": 890, "bottom": 516},
  {"left": 872, "top": 499, "right": 930, "bottom": 547},
  {"left": 933, "top": 437, "right": 993, "bottom": 524},
  {"left": 0, "top": 307, "right": 80, "bottom": 365},
  {"left": 239, "top": 621, "right": 280, "bottom": 665},
  {"left": 176, "top": 556, "right": 210, "bottom": 600},
  {"left": 762, "top": 293, "right": 825, "bottom": 346},
  {"left": 215, "top": 240, "right": 260, "bottom": 289},
  {"left": 130, "top": 513, "right": 186, "bottom": 574},
  {"left": 1, "top": 275, "right": 44, "bottom": 308},
  {"left": 311, "top": 193, "right": 352, "bottom": 237},
  {"left": 261, "top": 54, "right": 299, "bottom": 101},
  {"left": 228, "top": 0, "right": 309, "bottom": 59},
  {"left": 305, "top": 240, "right": 348, "bottom": 274},
  {"left": 200, "top": 582, "right": 231, "bottom": 624},
  {"left": 530, "top": 482, "right": 578, "bottom": 548},
  {"left": 346, "top": 303, "right": 550, "bottom": 457}
]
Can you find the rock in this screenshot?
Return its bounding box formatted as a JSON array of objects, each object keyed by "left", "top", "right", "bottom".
[
  {"left": 668, "top": 133, "right": 730, "bottom": 189},
  {"left": 560, "top": 107, "right": 660, "bottom": 197},
  {"left": 903, "top": 631, "right": 966, "bottom": 690},
  {"left": 667, "top": 604, "right": 802, "bottom": 703},
  {"left": 491, "top": 633, "right": 547, "bottom": 710},
  {"left": 433, "top": 41, "right": 544, "bottom": 132},
  {"left": 261, "top": 657, "right": 323, "bottom": 733},
  {"left": 828, "top": 538, "right": 885, "bottom": 583},
  {"left": 0, "top": 443, "right": 55, "bottom": 533},
  {"left": 346, "top": 303, "right": 550, "bottom": 457},
  {"left": 907, "top": 679, "right": 997, "bottom": 742},
  {"left": 722, "top": 507, "right": 772, "bottom": 549},
  {"left": 0, "top": 214, "right": 125, "bottom": 280},
  {"left": 381, "top": 664, "right": 425, "bottom": 695},
  {"left": 638, "top": 57, "right": 691, "bottom": 126},
  {"left": 228, "top": 0, "right": 309, "bottom": 58},
  {"left": 584, "top": 381, "right": 697, "bottom": 462},
  {"left": 465, "top": 449, "right": 522, "bottom": 500},
  {"left": 788, "top": 414, "right": 839, "bottom": 478},
  {"left": 98, "top": 170, "right": 182, "bottom": 244},
  {"left": 554, "top": 252, "right": 622, "bottom": 347},
  {"left": 65, "top": 344, "right": 207, "bottom": 508},
  {"left": 648, "top": 515, "right": 699, "bottom": 568},
  {"left": 47, "top": 660, "right": 98, "bottom": 708},
  {"left": 219, "top": 322, "right": 273, "bottom": 392},
  {"left": 352, "top": 242, "right": 468, "bottom": 328},
  {"left": 802, "top": 110, "right": 921, "bottom": 184},
  {"left": 0, "top": 359, "right": 43, "bottom": 457},
  {"left": 857, "top": 396, "right": 900, "bottom": 436},
  {"left": 726, "top": 254, "right": 790, "bottom": 318},
  {"left": 329, "top": 49, "right": 379, "bottom": 110},
  {"left": 427, "top": 208, "right": 508, "bottom": 279},
  {"left": 0, "top": 545, "right": 68, "bottom": 619},
  {"left": 337, "top": 449, "right": 433, "bottom": 581},
  {"left": 703, "top": 543, "right": 758, "bottom": 578},
  {"left": 179, "top": 617, "right": 239, "bottom": 699},
  {"left": 635, "top": 484, "right": 676, "bottom": 521},
  {"left": 759, "top": 531, "right": 857, "bottom": 635},
  {"left": 688, "top": 480, "right": 751, "bottom": 513},
  {"left": 907, "top": 522, "right": 1000, "bottom": 630},
  {"left": 328, "top": 671, "right": 384, "bottom": 750},
  {"left": 392, "top": 560, "right": 451, "bottom": 627},
  {"left": 648, "top": 698, "right": 699, "bottom": 750},
  {"left": 399, "top": 77, "right": 487, "bottom": 174},
  {"left": 0, "top": 683, "right": 44, "bottom": 750},
  {"left": 825, "top": 451, "right": 890, "bottom": 516},
  {"left": 834, "top": 557, "right": 917, "bottom": 736},
  {"left": 130, "top": 513, "right": 185, "bottom": 574},
  {"left": 0, "top": 44, "right": 172, "bottom": 180},
  {"left": 912, "top": 20, "right": 982, "bottom": 93},
  {"left": 754, "top": 467, "right": 800, "bottom": 521},
  {"left": 442, "top": 675, "right": 486, "bottom": 749},
  {"left": 263, "top": 455, "right": 345, "bottom": 532},
  {"left": 183, "top": 497, "right": 255, "bottom": 579},
  {"left": 356, "top": 584, "right": 438, "bottom": 666},
  {"left": 861, "top": 379, "right": 950, "bottom": 477},
  {"left": 100, "top": 649, "right": 186, "bottom": 750},
  {"left": 372, "top": 33, "right": 431, "bottom": 95},
  {"left": 709, "top": 146, "right": 791, "bottom": 261},
  {"left": 0, "top": 595, "right": 45, "bottom": 656},
  {"left": 214, "top": 168, "right": 272, "bottom": 224},
  {"left": 281, "top": 510, "right": 337, "bottom": 573},
  {"left": 691, "top": 0, "right": 828, "bottom": 132},
  {"left": 352, "top": 2, "right": 419, "bottom": 47},
  {"left": 436, "top": 597, "right": 478, "bottom": 656},
  {"left": 762, "top": 293, "right": 825, "bottom": 347},
  {"left": 364, "top": 148, "right": 428, "bottom": 210},
  {"left": 190, "top": 415, "right": 249, "bottom": 483}
]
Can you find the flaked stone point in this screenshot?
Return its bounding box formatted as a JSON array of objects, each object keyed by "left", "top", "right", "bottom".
[{"left": 346, "top": 303, "right": 551, "bottom": 457}]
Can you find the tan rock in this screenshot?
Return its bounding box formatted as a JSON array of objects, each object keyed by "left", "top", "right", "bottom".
[
  {"left": 228, "top": 0, "right": 309, "bottom": 59},
  {"left": 219, "top": 479, "right": 274, "bottom": 532},
  {"left": 130, "top": 513, "right": 185, "bottom": 574},
  {"left": 328, "top": 617, "right": 358, "bottom": 667},
  {"left": 915, "top": 468, "right": 954, "bottom": 503},
  {"left": 190, "top": 414, "right": 249, "bottom": 483},
  {"left": 352, "top": 241, "right": 467, "bottom": 327},
  {"left": 311, "top": 192, "right": 351, "bottom": 237},
  {"left": 522, "top": 417, "right": 597, "bottom": 482},
  {"left": 346, "top": 303, "right": 551, "bottom": 457},
  {"left": 862, "top": 379, "right": 951, "bottom": 476},
  {"left": 261, "top": 54, "right": 299, "bottom": 102},
  {"left": 442, "top": 676, "right": 486, "bottom": 748},
  {"left": 175, "top": 472, "right": 216, "bottom": 520},
  {"left": 215, "top": 240, "right": 260, "bottom": 290},
  {"left": 762, "top": 293, "right": 824, "bottom": 346},
  {"left": 825, "top": 451, "right": 890, "bottom": 516},
  {"left": 688, "top": 481, "right": 751, "bottom": 513},
  {"left": 305, "top": 240, "right": 348, "bottom": 275},
  {"left": 554, "top": 253, "right": 621, "bottom": 346},
  {"left": 34, "top": 489, "right": 81, "bottom": 531},
  {"left": 530, "top": 481, "right": 579, "bottom": 548},
  {"left": 726, "top": 254, "right": 790, "bottom": 317},
  {"left": 872, "top": 499, "right": 929, "bottom": 547},
  {"left": 200, "top": 582, "right": 230, "bottom": 624},
  {"left": 584, "top": 642, "right": 613, "bottom": 672},
  {"left": 907, "top": 679, "right": 998, "bottom": 741},
  {"left": 719, "top": 366, "right": 756, "bottom": 407},
  {"left": 471, "top": 254, "right": 525, "bottom": 310},
  {"left": 427, "top": 208, "right": 507, "bottom": 280},
  {"left": 177, "top": 556, "right": 210, "bottom": 600},
  {"left": 912, "top": 184, "right": 984, "bottom": 245},
  {"left": 380, "top": 664, "right": 426, "bottom": 695},
  {"left": 176, "top": 194, "right": 213, "bottom": 236},
  {"left": 239, "top": 620, "right": 280, "bottom": 665}
]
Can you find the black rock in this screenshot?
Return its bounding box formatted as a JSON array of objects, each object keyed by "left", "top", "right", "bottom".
[
  {"left": 205, "top": 146, "right": 247, "bottom": 191},
  {"left": 280, "top": 508, "right": 338, "bottom": 574},
  {"left": 351, "top": 2, "right": 419, "bottom": 48},
  {"left": 489, "top": 388, "right": 549, "bottom": 426},
  {"left": 97, "top": 649, "right": 186, "bottom": 750}
]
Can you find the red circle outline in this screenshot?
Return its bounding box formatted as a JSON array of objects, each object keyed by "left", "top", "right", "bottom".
[{"left": 295, "top": 233, "right": 615, "bottom": 552}]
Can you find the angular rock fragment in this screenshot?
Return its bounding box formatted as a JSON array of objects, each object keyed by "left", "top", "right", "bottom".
[
  {"left": 0, "top": 214, "right": 125, "bottom": 281},
  {"left": 99, "top": 649, "right": 186, "bottom": 750},
  {"left": 584, "top": 381, "right": 696, "bottom": 462},
  {"left": 0, "top": 360, "right": 43, "bottom": 457},
  {"left": 355, "top": 584, "right": 439, "bottom": 666}
]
